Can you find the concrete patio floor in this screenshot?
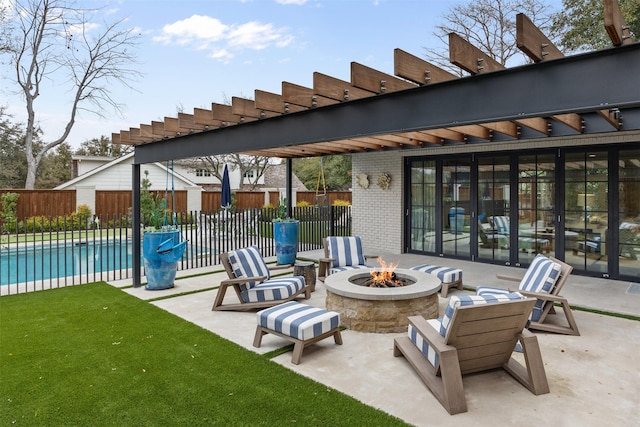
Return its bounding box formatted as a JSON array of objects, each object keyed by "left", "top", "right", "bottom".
[{"left": 110, "top": 250, "right": 640, "bottom": 426}]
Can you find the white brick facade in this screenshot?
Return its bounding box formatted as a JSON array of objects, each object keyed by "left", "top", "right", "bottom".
[{"left": 351, "top": 151, "right": 404, "bottom": 254}]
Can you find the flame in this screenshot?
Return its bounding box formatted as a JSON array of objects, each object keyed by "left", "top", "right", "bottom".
[{"left": 370, "top": 257, "right": 399, "bottom": 285}]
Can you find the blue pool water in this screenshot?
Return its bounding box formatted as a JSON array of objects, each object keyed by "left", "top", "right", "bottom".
[{"left": 0, "top": 240, "right": 138, "bottom": 286}]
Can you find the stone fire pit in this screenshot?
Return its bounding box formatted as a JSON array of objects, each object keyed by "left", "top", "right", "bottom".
[{"left": 323, "top": 268, "right": 441, "bottom": 333}]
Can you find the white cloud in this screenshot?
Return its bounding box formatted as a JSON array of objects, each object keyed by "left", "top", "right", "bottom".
[{"left": 153, "top": 14, "right": 293, "bottom": 61}]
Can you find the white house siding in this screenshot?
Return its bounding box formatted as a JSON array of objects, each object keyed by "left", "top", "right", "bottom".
[{"left": 351, "top": 151, "right": 404, "bottom": 255}]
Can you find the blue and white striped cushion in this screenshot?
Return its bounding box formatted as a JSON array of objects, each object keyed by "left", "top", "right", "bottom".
[
  {"left": 327, "top": 236, "right": 366, "bottom": 268},
  {"left": 440, "top": 293, "right": 525, "bottom": 336},
  {"left": 228, "top": 246, "right": 270, "bottom": 289},
  {"left": 408, "top": 321, "right": 441, "bottom": 368},
  {"left": 243, "top": 276, "right": 305, "bottom": 303},
  {"left": 330, "top": 264, "right": 371, "bottom": 275},
  {"left": 519, "top": 254, "right": 561, "bottom": 294},
  {"left": 257, "top": 301, "right": 339, "bottom": 341},
  {"left": 410, "top": 264, "right": 463, "bottom": 284},
  {"left": 492, "top": 216, "right": 510, "bottom": 234}
]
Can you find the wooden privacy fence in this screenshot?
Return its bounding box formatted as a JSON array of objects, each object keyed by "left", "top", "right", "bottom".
[
  {"left": 0, "top": 190, "right": 75, "bottom": 218},
  {"left": 1, "top": 189, "right": 352, "bottom": 217}
]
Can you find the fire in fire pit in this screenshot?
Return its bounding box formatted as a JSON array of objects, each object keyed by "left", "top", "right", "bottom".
[{"left": 350, "top": 258, "right": 415, "bottom": 288}]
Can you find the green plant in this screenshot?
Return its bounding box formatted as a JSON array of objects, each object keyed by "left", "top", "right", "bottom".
[
  {"left": 139, "top": 170, "right": 174, "bottom": 232},
  {"left": 272, "top": 197, "right": 297, "bottom": 222},
  {"left": 0, "top": 192, "right": 19, "bottom": 233}
]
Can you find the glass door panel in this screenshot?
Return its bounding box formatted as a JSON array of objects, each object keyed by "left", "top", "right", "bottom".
[
  {"left": 409, "top": 160, "right": 436, "bottom": 253},
  {"left": 564, "top": 151, "right": 609, "bottom": 275},
  {"left": 517, "top": 154, "right": 556, "bottom": 264},
  {"left": 442, "top": 159, "right": 471, "bottom": 257},
  {"left": 618, "top": 149, "right": 640, "bottom": 279},
  {"left": 477, "top": 156, "right": 510, "bottom": 262}
]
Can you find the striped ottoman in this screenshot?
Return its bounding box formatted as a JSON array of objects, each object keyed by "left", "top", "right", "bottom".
[
  {"left": 254, "top": 301, "right": 343, "bottom": 364},
  {"left": 409, "top": 264, "right": 464, "bottom": 298}
]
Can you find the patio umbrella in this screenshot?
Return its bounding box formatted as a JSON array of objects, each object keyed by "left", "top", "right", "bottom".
[{"left": 221, "top": 164, "right": 232, "bottom": 209}]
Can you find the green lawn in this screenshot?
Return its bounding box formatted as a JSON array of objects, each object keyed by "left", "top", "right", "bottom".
[{"left": 0, "top": 283, "right": 408, "bottom": 426}]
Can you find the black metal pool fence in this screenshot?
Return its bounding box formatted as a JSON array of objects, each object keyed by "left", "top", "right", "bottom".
[{"left": 0, "top": 206, "right": 351, "bottom": 295}]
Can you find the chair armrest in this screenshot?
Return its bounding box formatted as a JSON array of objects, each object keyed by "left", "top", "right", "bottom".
[
  {"left": 319, "top": 257, "right": 335, "bottom": 263},
  {"left": 496, "top": 274, "right": 522, "bottom": 282},
  {"left": 364, "top": 254, "right": 379, "bottom": 260},
  {"left": 519, "top": 290, "right": 567, "bottom": 304},
  {"left": 220, "top": 275, "right": 267, "bottom": 286},
  {"left": 407, "top": 316, "right": 454, "bottom": 354}
]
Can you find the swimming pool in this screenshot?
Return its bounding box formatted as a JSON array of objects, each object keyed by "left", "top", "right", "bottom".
[{"left": 0, "top": 239, "right": 137, "bottom": 286}]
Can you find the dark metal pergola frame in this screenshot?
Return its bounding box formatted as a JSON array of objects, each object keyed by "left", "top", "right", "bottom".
[{"left": 130, "top": 43, "right": 640, "bottom": 287}]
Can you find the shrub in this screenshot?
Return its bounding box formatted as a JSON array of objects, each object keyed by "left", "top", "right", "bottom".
[
  {"left": 296, "top": 200, "right": 310, "bottom": 207},
  {"left": 333, "top": 199, "right": 351, "bottom": 206}
]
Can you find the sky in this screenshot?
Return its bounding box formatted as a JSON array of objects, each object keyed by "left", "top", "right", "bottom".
[{"left": 1, "top": 0, "right": 564, "bottom": 149}]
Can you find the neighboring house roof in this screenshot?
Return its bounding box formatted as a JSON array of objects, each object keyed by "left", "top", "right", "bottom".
[
  {"left": 55, "top": 152, "right": 200, "bottom": 190},
  {"left": 260, "top": 164, "right": 308, "bottom": 191}
]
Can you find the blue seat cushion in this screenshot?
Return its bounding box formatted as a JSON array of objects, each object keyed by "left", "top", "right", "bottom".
[
  {"left": 327, "top": 236, "right": 366, "bottom": 268},
  {"left": 228, "top": 246, "right": 270, "bottom": 289},
  {"left": 257, "top": 301, "right": 339, "bottom": 340},
  {"left": 243, "top": 276, "right": 305, "bottom": 303},
  {"left": 409, "top": 264, "right": 463, "bottom": 284}
]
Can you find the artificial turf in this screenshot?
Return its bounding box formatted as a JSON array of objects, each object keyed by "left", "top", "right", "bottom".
[{"left": 0, "top": 283, "right": 409, "bottom": 426}]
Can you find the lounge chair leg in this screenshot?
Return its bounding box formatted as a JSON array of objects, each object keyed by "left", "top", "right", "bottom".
[{"left": 253, "top": 326, "right": 266, "bottom": 348}]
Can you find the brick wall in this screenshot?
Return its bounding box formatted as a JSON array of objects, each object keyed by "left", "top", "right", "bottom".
[{"left": 351, "top": 151, "right": 404, "bottom": 254}]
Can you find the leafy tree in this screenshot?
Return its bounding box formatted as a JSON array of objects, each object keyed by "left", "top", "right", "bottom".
[
  {"left": 424, "top": 0, "right": 555, "bottom": 73},
  {"left": 0, "top": 109, "right": 29, "bottom": 188},
  {"left": 1, "top": 0, "right": 142, "bottom": 189},
  {"left": 35, "top": 142, "right": 72, "bottom": 188},
  {"left": 75, "top": 135, "right": 132, "bottom": 157},
  {"left": 550, "top": 0, "right": 639, "bottom": 52},
  {"left": 293, "top": 155, "right": 352, "bottom": 191}
]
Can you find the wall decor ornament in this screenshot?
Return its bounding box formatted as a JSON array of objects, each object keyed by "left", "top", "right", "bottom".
[
  {"left": 356, "top": 173, "right": 370, "bottom": 189},
  {"left": 377, "top": 173, "right": 391, "bottom": 190}
]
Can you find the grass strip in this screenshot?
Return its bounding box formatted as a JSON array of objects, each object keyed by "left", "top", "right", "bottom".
[{"left": 0, "top": 283, "right": 408, "bottom": 426}]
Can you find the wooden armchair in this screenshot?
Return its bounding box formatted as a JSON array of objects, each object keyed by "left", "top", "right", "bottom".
[
  {"left": 477, "top": 254, "right": 579, "bottom": 336},
  {"left": 394, "top": 293, "right": 549, "bottom": 415},
  {"left": 212, "top": 246, "right": 310, "bottom": 311},
  {"left": 317, "top": 236, "right": 378, "bottom": 282}
]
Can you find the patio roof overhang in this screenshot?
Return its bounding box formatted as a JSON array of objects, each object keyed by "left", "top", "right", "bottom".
[
  {"left": 112, "top": 8, "right": 640, "bottom": 166},
  {"left": 124, "top": 42, "right": 640, "bottom": 166}
]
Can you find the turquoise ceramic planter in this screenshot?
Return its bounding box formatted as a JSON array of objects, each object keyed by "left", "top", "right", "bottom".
[
  {"left": 273, "top": 221, "right": 299, "bottom": 265},
  {"left": 143, "top": 230, "right": 181, "bottom": 290}
]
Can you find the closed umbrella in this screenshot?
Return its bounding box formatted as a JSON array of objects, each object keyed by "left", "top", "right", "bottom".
[{"left": 221, "top": 164, "right": 231, "bottom": 209}]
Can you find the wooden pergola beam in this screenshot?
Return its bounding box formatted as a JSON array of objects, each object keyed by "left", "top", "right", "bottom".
[
  {"left": 211, "top": 102, "right": 251, "bottom": 124},
  {"left": 449, "top": 33, "right": 503, "bottom": 74},
  {"left": 255, "top": 89, "right": 307, "bottom": 114},
  {"left": 482, "top": 121, "right": 519, "bottom": 138},
  {"left": 516, "top": 13, "right": 618, "bottom": 131},
  {"left": 396, "top": 131, "right": 443, "bottom": 145},
  {"left": 516, "top": 117, "right": 549, "bottom": 135},
  {"left": 178, "top": 113, "right": 207, "bottom": 132},
  {"left": 281, "top": 82, "right": 338, "bottom": 108},
  {"left": 516, "top": 13, "right": 563, "bottom": 62},
  {"left": 193, "top": 108, "right": 227, "bottom": 128},
  {"left": 232, "top": 97, "right": 280, "bottom": 120},
  {"left": 605, "top": 0, "right": 633, "bottom": 46},
  {"left": 313, "top": 72, "right": 375, "bottom": 102},
  {"left": 394, "top": 48, "right": 457, "bottom": 85},
  {"left": 350, "top": 62, "right": 416, "bottom": 94}
]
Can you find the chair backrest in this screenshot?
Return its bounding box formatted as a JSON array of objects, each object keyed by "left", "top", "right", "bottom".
[
  {"left": 491, "top": 216, "right": 510, "bottom": 234},
  {"left": 222, "top": 246, "right": 270, "bottom": 288},
  {"left": 442, "top": 294, "right": 536, "bottom": 375},
  {"left": 324, "top": 236, "right": 366, "bottom": 268}
]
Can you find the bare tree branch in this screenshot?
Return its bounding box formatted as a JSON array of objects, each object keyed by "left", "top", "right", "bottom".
[{"left": 3, "top": 0, "right": 142, "bottom": 188}]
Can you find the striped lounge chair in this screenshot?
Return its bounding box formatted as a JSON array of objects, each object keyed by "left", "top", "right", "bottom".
[
  {"left": 212, "top": 245, "right": 310, "bottom": 311},
  {"left": 393, "top": 293, "right": 549, "bottom": 414},
  {"left": 318, "top": 236, "right": 378, "bottom": 281},
  {"left": 476, "top": 254, "right": 579, "bottom": 335}
]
